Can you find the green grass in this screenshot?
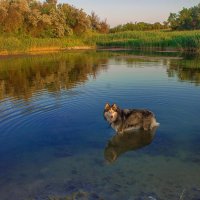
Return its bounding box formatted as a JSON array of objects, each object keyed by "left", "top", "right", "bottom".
[
  {"left": 0, "top": 35, "right": 92, "bottom": 54},
  {"left": 1, "top": 30, "right": 200, "bottom": 54},
  {"left": 89, "top": 30, "right": 200, "bottom": 52}
]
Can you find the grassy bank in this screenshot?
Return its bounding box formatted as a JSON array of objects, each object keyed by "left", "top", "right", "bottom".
[
  {"left": 0, "top": 36, "right": 95, "bottom": 55},
  {"left": 90, "top": 30, "right": 200, "bottom": 52},
  {"left": 1, "top": 30, "right": 200, "bottom": 55}
]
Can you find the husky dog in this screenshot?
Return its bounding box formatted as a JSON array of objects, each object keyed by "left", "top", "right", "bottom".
[{"left": 104, "top": 103, "right": 159, "bottom": 134}]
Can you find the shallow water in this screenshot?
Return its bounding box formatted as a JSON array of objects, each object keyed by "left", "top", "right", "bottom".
[{"left": 0, "top": 51, "right": 200, "bottom": 200}]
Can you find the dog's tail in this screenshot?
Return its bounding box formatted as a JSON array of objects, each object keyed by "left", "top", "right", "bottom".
[{"left": 151, "top": 118, "right": 160, "bottom": 129}]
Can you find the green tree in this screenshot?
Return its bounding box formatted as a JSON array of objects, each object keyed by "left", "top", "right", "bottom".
[
  {"left": 110, "top": 21, "right": 167, "bottom": 33},
  {"left": 168, "top": 3, "right": 200, "bottom": 30},
  {"left": 179, "top": 8, "right": 192, "bottom": 30},
  {"left": 168, "top": 13, "right": 179, "bottom": 30},
  {"left": 0, "top": 0, "right": 110, "bottom": 37}
]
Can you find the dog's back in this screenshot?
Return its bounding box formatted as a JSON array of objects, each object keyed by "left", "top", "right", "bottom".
[
  {"left": 120, "top": 109, "right": 158, "bottom": 131},
  {"left": 104, "top": 103, "right": 159, "bottom": 133}
]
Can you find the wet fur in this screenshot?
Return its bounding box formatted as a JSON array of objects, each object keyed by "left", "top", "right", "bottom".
[{"left": 104, "top": 103, "right": 159, "bottom": 134}]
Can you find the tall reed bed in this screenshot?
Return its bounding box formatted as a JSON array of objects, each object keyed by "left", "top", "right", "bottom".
[
  {"left": 90, "top": 30, "right": 200, "bottom": 52},
  {"left": 1, "top": 30, "right": 200, "bottom": 54}
]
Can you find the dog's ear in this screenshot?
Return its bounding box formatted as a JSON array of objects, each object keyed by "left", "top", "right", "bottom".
[
  {"left": 112, "top": 103, "right": 119, "bottom": 111},
  {"left": 104, "top": 103, "right": 111, "bottom": 111}
]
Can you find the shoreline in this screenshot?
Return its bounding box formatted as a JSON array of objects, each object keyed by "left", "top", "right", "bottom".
[
  {"left": 0, "top": 46, "right": 95, "bottom": 57},
  {"left": 0, "top": 46, "right": 198, "bottom": 58},
  {"left": 1, "top": 30, "right": 200, "bottom": 57}
]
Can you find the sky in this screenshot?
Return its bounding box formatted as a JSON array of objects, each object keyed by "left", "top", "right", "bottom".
[{"left": 58, "top": 0, "right": 199, "bottom": 27}]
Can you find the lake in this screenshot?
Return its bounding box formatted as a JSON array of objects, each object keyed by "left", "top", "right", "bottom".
[{"left": 0, "top": 51, "right": 200, "bottom": 200}]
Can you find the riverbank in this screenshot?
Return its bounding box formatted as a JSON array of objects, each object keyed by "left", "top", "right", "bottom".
[
  {"left": 0, "top": 36, "right": 96, "bottom": 56},
  {"left": 0, "top": 46, "right": 95, "bottom": 56},
  {"left": 1, "top": 30, "right": 200, "bottom": 56},
  {"left": 92, "top": 30, "right": 200, "bottom": 53}
]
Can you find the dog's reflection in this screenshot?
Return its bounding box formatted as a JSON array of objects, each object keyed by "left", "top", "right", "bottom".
[{"left": 104, "top": 127, "right": 157, "bottom": 163}]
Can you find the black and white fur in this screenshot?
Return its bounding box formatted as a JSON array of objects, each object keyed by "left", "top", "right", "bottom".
[{"left": 104, "top": 103, "right": 159, "bottom": 134}]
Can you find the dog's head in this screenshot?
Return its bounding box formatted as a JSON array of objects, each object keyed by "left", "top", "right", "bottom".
[{"left": 104, "top": 103, "right": 120, "bottom": 123}]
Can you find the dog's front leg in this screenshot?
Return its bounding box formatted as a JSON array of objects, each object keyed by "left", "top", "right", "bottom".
[{"left": 117, "top": 126, "right": 124, "bottom": 135}]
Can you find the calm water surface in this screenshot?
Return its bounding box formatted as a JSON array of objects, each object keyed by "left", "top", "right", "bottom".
[{"left": 0, "top": 51, "right": 200, "bottom": 200}]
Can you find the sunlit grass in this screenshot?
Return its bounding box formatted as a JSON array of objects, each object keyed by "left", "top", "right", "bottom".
[
  {"left": 0, "top": 36, "right": 91, "bottom": 54},
  {"left": 1, "top": 30, "right": 200, "bottom": 54}
]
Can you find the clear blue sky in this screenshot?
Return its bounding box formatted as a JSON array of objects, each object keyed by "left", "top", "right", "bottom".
[{"left": 58, "top": 0, "right": 199, "bottom": 27}]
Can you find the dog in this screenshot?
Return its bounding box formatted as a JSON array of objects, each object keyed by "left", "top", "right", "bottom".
[{"left": 104, "top": 103, "right": 159, "bottom": 134}]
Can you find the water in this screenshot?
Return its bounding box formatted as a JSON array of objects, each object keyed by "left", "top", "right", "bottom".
[{"left": 0, "top": 51, "right": 200, "bottom": 200}]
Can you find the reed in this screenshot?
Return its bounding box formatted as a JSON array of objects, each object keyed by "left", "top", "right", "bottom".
[
  {"left": 1, "top": 30, "right": 200, "bottom": 54},
  {"left": 90, "top": 30, "right": 200, "bottom": 52}
]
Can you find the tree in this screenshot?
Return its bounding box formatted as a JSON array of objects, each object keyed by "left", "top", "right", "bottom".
[
  {"left": 168, "top": 3, "right": 200, "bottom": 30},
  {"left": 0, "top": 0, "right": 109, "bottom": 37},
  {"left": 179, "top": 8, "right": 192, "bottom": 30},
  {"left": 89, "top": 11, "right": 101, "bottom": 31},
  {"left": 72, "top": 9, "right": 90, "bottom": 35},
  {"left": 0, "top": 1, "right": 8, "bottom": 25},
  {"left": 0, "top": 0, "right": 30, "bottom": 33},
  {"left": 110, "top": 21, "right": 167, "bottom": 33},
  {"left": 168, "top": 13, "right": 179, "bottom": 30},
  {"left": 58, "top": 4, "right": 90, "bottom": 35},
  {"left": 46, "top": 0, "right": 57, "bottom": 4},
  {"left": 99, "top": 19, "right": 109, "bottom": 33},
  {"left": 190, "top": 4, "right": 200, "bottom": 29}
]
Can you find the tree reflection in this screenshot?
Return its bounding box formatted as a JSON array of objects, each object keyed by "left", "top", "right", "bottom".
[
  {"left": 109, "top": 52, "right": 200, "bottom": 85},
  {"left": 1, "top": 52, "right": 200, "bottom": 101},
  {"left": 0, "top": 52, "right": 109, "bottom": 100},
  {"left": 167, "top": 56, "right": 200, "bottom": 86}
]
